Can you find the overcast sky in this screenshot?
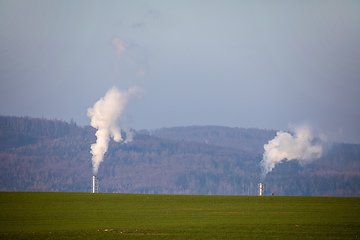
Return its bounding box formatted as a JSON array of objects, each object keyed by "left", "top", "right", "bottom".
[{"left": 0, "top": 1, "right": 359, "bottom": 143}]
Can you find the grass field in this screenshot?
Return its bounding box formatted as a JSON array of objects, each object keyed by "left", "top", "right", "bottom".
[{"left": 0, "top": 192, "right": 359, "bottom": 239}]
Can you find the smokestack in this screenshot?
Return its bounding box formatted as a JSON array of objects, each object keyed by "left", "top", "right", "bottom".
[
  {"left": 258, "top": 183, "right": 265, "bottom": 196},
  {"left": 92, "top": 175, "right": 99, "bottom": 193}
]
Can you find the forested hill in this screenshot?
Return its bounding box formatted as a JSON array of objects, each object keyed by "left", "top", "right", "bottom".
[
  {"left": 152, "top": 126, "right": 277, "bottom": 154},
  {"left": 0, "top": 116, "right": 82, "bottom": 150},
  {"left": 0, "top": 115, "right": 359, "bottom": 196}
]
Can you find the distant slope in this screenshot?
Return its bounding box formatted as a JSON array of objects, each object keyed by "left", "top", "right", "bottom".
[
  {"left": 0, "top": 115, "right": 81, "bottom": 150},
  {"left": 0, "top": 116, "right": 359, "bottom": 196},
  {"left": 152, "top": 126, "right": 276, "bottom": 154},
  {"left": 99, "top": 133, "right": 260, "bottom": 195},
  {"left": 0, "top": 116, "right": 95, "bottom": 192}
]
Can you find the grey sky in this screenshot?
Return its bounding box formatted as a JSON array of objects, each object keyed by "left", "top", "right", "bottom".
[{"left": 0, "top": 1, "right": 359, "bottom": 143}]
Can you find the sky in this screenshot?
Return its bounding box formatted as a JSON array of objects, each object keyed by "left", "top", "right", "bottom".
[{"left": 0, "top": 1, "right": 359, "bottom": 143}]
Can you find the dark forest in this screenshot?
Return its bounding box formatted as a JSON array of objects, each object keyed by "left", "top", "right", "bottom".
[{"left": 0, "top": 116, "right": 359, "bottom": 196}]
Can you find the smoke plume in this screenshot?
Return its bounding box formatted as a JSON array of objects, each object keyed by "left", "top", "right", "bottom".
[
  {"left": 260, "top": 126, "right": 323, "bottom": 179},
  {"left": 111, "top": 37, "right": 126, "bottom": 57},
  {"left": 87, "top": 86, "right": 142, "bottom": 174}
]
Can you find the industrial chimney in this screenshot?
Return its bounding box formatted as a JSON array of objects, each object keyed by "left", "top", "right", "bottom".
[
  {"left": 92, "top": 175, "right": 99, "bottom": 193},
  {"left": 258, "top": 182, "right": 265, "bottom": 196}
]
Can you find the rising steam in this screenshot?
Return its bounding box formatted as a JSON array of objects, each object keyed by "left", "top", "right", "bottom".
[
  {"left": 260, "top": 126, "right": 323, "bottom": 179},
  {"left": 111, "top": 37, "right": 126, "bottom": 57},
  {"left": 87, "top": 86, "right": 143, "bottom": 174}
]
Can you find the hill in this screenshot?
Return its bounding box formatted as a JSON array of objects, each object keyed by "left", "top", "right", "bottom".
[
  {"left": 151, "top": 125, "right": 277, "bottom": 154},
  {"left": 0, "top": 115, "right": 359, "bottom": 196}
]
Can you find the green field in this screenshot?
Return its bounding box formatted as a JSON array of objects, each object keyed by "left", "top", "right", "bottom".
[{"left": 0, "top": 192, "right": 359, "bottom": 239}]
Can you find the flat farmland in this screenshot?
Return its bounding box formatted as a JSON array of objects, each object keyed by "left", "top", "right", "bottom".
[{"left": 0, "top": 192, "right": 359, "bottom": 239}]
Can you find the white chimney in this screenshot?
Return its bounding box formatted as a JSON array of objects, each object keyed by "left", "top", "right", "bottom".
[
  {"left": 92, "top": 176, "right": 99, "bottom": 193},
  {"left": 258, "top": 183, "right": 265, "bottom": 196}
]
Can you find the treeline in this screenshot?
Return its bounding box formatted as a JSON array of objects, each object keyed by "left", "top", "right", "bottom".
[
  {"left": 0, "top": 115, "right": 80, "bottom": 137},
  {"left": 98, "top": 133, "right": 261, "bottom": 195},
  {"left": 0, "top": 116, "right": 359, "bottom": 196},
  {"left": 0, "top": 116, "right": 84, "bottom": 150},
  {"left": 152, "top": 125, "right": 277, "bottom": 154}
]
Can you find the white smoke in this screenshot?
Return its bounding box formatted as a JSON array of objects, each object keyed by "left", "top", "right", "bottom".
[
  {"left": 87, "top": 86, "right": 143, "bottom": 174},
  {"left": 111, "top": 37, "right": 126, "bottom": 57},
  {"left": 123, "top": 129, "right": 135, "bottom": 143},
  {"left": 260, "top": 126, "right": 324, "bottom": 179}
]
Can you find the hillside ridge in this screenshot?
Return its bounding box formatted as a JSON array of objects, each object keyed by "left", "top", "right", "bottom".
[{"left": 0, "top": 115, "right": 359, "bottom": 196}]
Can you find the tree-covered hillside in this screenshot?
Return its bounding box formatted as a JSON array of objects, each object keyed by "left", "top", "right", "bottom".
[
  {"left": 0, "top": 116, "right": 359, "bottom": 196},
  {"left": 152, "top": 125, "right": 277, "bottom": 154}
]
